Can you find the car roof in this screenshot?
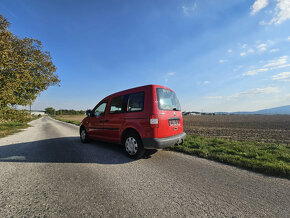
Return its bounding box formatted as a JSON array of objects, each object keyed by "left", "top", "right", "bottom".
[{"left": 101, "top": 84, "right": 173, "bottom": 101}]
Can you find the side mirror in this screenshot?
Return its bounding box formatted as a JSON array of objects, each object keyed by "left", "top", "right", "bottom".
[{"left": 86, "top": 110, "right": 92, "bottom": 117}]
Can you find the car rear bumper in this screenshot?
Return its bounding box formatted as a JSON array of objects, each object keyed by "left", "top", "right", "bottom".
[{"left": 142, "top": 132, "right": 186, "bottom": 149}]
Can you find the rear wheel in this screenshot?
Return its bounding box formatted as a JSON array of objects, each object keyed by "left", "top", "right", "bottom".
[
  {"left": 124, "top": 132, "right": 145, "bottom": 159},
  {"left": 80, "top": 127, "right": 89, "bottom": 143}
]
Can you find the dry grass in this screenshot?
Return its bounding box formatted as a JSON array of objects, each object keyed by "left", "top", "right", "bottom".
[{"left": 55, "top": 115, "right": 85, "bottom": 122}]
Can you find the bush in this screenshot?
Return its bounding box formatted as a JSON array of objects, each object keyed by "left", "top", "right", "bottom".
[{"left": 0, "top": 107, "right": 30, "bottom": 123}]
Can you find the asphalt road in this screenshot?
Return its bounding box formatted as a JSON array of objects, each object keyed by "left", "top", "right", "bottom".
[{"left": 0, "top": 117, "right": 289, "bottom": 217}]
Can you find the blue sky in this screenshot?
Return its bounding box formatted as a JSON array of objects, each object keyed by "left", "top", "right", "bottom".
[{"left": 1, "top": 0, "right": 290, "bottom": 112}]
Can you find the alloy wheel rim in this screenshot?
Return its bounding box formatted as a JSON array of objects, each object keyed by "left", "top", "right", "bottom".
[{"left": 125, "top": 137, "right": 138, "bottom": 155}]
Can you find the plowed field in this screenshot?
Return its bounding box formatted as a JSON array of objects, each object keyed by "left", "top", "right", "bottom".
[{"left": 183, "top": 115, "right": 290, "bottom": 144}]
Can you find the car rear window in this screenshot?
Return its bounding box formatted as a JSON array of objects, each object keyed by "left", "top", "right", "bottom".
[
  {"left": 156, "top": 88, "right": 181, "bottom": 111},
  {"left": 127, "top": 92, "right": 144, "bottom": 112}
]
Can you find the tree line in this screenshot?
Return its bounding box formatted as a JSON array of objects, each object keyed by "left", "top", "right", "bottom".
[{"left": 45, "top": 107, "right": 85, "bottom": 115}]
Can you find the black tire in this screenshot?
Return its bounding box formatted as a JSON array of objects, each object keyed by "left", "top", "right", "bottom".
[
  {"left": 80, "top": 127, "right": 89, "bottom": 143},
  {"left": 124, "top": 132, "right": 145, "bottom": 159}
]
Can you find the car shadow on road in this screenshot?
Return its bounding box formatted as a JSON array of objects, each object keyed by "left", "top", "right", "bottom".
[{"left": 0, "top": 137, "right": 157, "bottom": 164}]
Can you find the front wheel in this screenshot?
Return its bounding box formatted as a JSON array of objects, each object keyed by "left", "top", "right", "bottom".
[
  {"left": 124, "top": 133, "right": 145, "bottom": 159},
  {"left": 80, "top": 128, "right": 89, "bottom": 143}
]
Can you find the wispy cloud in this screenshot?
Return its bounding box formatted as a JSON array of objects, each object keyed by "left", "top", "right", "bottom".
[
  {"left": 228, "top": 49, "right": 233, "bottom": 53},
  {"left": 205, "top": 96, "right": 222, "bottom": 99},
  {"left": 234, "top": 65, "right": 244, "bottom": 72},
  {"left": 263, "top": 56, "right": 288, "bottom": 68},
  {"left": 270, "top": 48, "right": 280, "bottom": 53},
  {"left": 270, "top": 0, "right": 290, "bottom": 24},
  {"left": 251, "top": 0, "right": 269, "bottom": 15},
  {"left": 219, "top": 59, "right": 228, "bottom": 63},
  {"left": 253, "top": 0, "right": 290, "bottom": 25},
  {"left": 241, "top": 44, "right": 248, "bottom": 49},
  {"left": 256, "top": 43, "right": 267, "bottom": 52},
  {"left": 242, "top": 56, "right": 290, "bottom": 77},
  {"left": 242, "top": 68, "right": 268, "bottom": 76},
  {"left": 272, "top": 72, "right": 290, "bottom": 81},
  {"left": 240, "top": 49, "right": 255, "bottom": 56},
  {"left": 229, "top": 86, "right": 280, "bottom": 99},
  {"left": 203, "top": 81, "right": 210, "bottom": 85},
  {"left": 288, "top": 36, "right": 290, "bottom": 41},
  {"left": 165, "top": 72, "right": 175, "bottom": 83},
  {"left": 205, "top": 86, "right": 280, "bottom": 101},
  {"left": 182, "top": 2, "right": 197, "bottom": 16}
]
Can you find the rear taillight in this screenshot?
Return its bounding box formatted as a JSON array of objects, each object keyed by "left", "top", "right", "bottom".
[{"left": 150, "top": 115, "right": 159, "bottom": 128}]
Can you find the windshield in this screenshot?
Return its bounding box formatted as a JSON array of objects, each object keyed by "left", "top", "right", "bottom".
[{"left": 156, "top": 88, "right": 181, "bottom": 111}]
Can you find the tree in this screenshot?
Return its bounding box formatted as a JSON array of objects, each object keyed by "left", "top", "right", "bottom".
[
  {"left": 0, "top": 14, "right": 60, "bottom": 110},
  {"left": 45, "top": 107, "right": 56, "bottom": 115}
]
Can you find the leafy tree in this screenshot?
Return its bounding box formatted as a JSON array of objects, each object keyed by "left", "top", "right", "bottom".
[
  {"left": 0, "top": 14, "right": 60, "bottom": 111},
  {"left": 45, "top": 107, "right": 56, "bottom": 115}
]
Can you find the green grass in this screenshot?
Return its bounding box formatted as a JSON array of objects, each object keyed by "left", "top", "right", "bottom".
[
  {"left": 168, "top": 135, "right": 290, "bottom": 179},
  {"left": 53, "top": 117, "right": 81, "bottom": 126},
  {"left": 0, "top": 122, "right": 30, "bottom": 138}
]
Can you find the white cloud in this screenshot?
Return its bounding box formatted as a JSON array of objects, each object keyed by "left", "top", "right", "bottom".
[
  {"left": 167, "top": 72, "right": 175, "bottom": 76},
  {"left": 242, "top": 44, "right": 247, "bottom": 49},
  {"left": 251, "top": 0, "right": 269, "bottom": 15},
  {"left": 270, "top": 0, "right": 290, "bottom": 24},
  {"left": 247, "top": 48, "right": 255, "bottom": 53},
  {"left": 240, "top": 49, "right": 254, "bottom": 56},
  {"left": 234, "top": 65, "right": 244, "bottom": 72},
  {"left": 272, "top": 71, "right": 290, "bottom": 81},
  {"left": 270, "top": 48, "right": 280, "bottom": 53},
  {"left": 205, "top": 86, "right": 280, "bottom": 101},
  {"left": 242, "top": 68, "right": 268, "bottom": 76},
  {"left": 203, "top": 81, "right": 210, "bottom": 85},
  {"left": 228, "top": 49, "right": 232, "bottom": 53},
  {"left": 205, "top": 96, "right": 222, "bottom": 99},
  {"left": 219, "top": 59, "right": 228, "bottom": 63},
  {"left": 263, "top": 56, "right": 288, "bottom": 68},
  {"left": 228, "top": 86, "right": 280, "bottom": 100},
  {"left": 182, "top": 3, "right": 197, "bottom": 16},
  {"left": 288, "top": 36, "right": 290, "bottom": 41},
  {"left": 256, "top": 43, "right": 267, "bottom": 52}
]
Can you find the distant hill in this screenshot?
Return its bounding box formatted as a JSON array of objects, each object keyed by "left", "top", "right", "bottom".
[
  {"left": 253, "top": 105, "right": 290, "bottom": 115},
  {"left": 216, "top": 105, "right": 290, "bottom": 115}
]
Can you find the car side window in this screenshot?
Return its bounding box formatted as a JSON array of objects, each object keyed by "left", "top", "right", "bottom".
[
  {"left": 127, "top": 92, "right": 144, "bottom": 112},
  {"left": 109, "top": 96, "right": 124, "bottom": 114},
  {"left": 94, "top": 102, "right": 107, "bottom": 116}
]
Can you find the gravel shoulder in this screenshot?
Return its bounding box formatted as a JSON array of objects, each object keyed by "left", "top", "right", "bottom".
[{"left": 0, "top": 117, "right": 289, "bottom": 217}]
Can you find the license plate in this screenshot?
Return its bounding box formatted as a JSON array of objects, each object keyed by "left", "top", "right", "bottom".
[{"left": 169, "top": 119, "right": 180, "bottom": 126}]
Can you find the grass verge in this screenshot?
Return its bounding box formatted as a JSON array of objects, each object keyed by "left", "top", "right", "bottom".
[
  {"left": 168, "top": 135, "right": 290, "bottom": 179},
  {"left": 0, "top": 122, "right": 30, "bottom": 138},
  {"left": 0, "top": 115, "right": 41, "bottom": 138},
  {"left": 53, "top": 117, "right": 81, "bottom": 126}
]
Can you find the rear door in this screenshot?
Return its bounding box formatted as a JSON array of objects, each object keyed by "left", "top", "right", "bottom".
[{"left": 156, "top": 88, "right": 183, "bottom": 138}]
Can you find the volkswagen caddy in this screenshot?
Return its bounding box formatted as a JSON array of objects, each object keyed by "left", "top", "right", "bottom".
[{"left": 80, "top": 84, "right": 186, "bottom": 159}]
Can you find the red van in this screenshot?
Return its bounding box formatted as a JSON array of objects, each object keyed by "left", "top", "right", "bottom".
[{"left": 80, "top": 84, "right": 186, "bottom": 159}]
